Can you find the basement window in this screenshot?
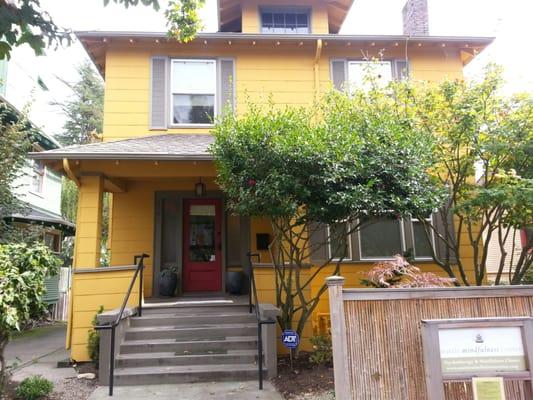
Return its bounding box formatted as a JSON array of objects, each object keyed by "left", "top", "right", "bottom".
[
  {"left": 261, "top": 7, "right": 310, "bottom": 34},
  {"left": 170, "top": 59, "right": 216, "bottom": 125}
]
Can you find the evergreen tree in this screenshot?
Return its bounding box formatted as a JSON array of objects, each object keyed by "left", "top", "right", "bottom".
[{"left": 54, "top": 62, "right": 104, "bottom": 146}]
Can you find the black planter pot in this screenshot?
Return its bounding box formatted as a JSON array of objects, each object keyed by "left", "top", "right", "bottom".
[
  {"left": 159, "top": 272, "right": 178, "bottom": 296},
  {"left": 226, "top": 271, "right": 244, "bottom": 295}
]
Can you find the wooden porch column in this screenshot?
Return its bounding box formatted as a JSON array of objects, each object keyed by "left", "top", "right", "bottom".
[
  {"left": 73, "top": 175, "right": 104, "bottom": 269},
  {"left": 326, "top": 276, "right": 351, "bottom": 400}
]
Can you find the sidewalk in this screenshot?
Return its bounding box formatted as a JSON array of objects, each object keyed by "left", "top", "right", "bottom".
[
  {"left": 88, "top": 381, "right": 284, "bottom": 400},
  {"left": 5, "top": 323, "right": 67, "bottom": 371}
]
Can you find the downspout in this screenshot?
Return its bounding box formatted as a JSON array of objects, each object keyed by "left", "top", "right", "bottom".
[
  {"left": 63, "top": 158, "right": 80, "bottom": 188},
  {"left": 314, "top": 39, "right": 323, "bottom": 102}
]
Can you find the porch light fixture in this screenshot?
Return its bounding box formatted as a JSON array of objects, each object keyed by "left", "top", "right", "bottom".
[{"left": 195, "top": 179, "right": 206, "bottom": 197}]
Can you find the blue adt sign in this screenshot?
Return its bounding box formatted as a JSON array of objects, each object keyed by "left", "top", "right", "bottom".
[{"left": 281, "top": 329, "right": 300, "bottom": 349}]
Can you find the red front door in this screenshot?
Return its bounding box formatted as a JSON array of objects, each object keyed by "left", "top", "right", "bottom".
[{"left": 183, "top": 199, "right": 222, "bottom": 292}]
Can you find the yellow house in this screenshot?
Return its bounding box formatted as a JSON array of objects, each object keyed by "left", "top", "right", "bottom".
[{"left": 31, "top": 0, "right": 493, "bottom": 386}]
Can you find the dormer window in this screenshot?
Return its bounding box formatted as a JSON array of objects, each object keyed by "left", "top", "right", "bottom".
[{"left": 261, "top": 7, "right": 310, "bottom": 34}]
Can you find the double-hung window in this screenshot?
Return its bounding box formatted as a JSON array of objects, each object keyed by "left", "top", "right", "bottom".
[
  {"left": 410, "top": 215, "right": 435, "bottom": 259},
  {"left": 261, "top": 8, "right": 310, "bottom": 34},
  {"left": 347, "top": 61, "right": 393, "bottom": 89},
  {"left": 32, "top": 160, "right": 45, "bottom": 193},
  {"left": 358, "top": 216, "right": 404, "bottom": 260},
  {"left": 328, "top": 221, "right": 352, "bottom": 261},
  {"left": 170, "top": 59, "right": 217, "bottom": 125}
]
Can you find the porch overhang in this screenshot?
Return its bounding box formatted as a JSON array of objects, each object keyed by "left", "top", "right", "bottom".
[
  {"left": 29, "top": 134, "right": 215, "bottom": 161},
  {"left": 28, "top": 134, "right": 217, "bottom": 192}
]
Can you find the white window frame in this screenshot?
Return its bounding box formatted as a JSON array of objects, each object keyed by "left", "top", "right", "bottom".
[
  {"left": 357, "top": 217, "right": 406, "bottom": 261},
  {"left": 327, "top": 222, "right": 353, "bottom": 261},
  {"left": 169, "top": 59, "right": 217, "bottom": 127},
  {"left": 347, "top": 60, "right": 393, "bottom": 91},
  {"left": 32, "top": 160, "right": 45, "bottom": 193},
  {"left": 410, "top": 215, "right": 436, "bottom": 261},
  {"left": 260, "top": 7, "right": 311, "bottom": 34}
]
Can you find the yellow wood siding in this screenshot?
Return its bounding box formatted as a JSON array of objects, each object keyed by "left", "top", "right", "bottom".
[
  {"left": 68, "top": 39, "right": 470, "bottom": 359},
  {"left": 102, "top": 43, "right": 463, "bottom": 141},
  {"left": 69, "top": 269, "right": 140, "bottom": 361}
]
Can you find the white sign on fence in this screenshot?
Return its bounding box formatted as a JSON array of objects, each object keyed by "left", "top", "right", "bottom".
[{"left": 439, "top": 327, "right": 526, "bottom": 374}]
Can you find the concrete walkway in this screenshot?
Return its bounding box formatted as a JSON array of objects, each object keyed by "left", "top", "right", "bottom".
[
  {"left": 89, "top": 381, "right": 284, "bottom": 400},
  {"left": 5, "top": 323, "right": 67, "bottom": 370},
  {"left": 5, "top": 324, "right": 77, "bottom": 383}
]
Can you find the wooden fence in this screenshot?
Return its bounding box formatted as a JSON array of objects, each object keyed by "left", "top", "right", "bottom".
[{"left": 326, "top": 276, "right": 533, "bottom": 400}]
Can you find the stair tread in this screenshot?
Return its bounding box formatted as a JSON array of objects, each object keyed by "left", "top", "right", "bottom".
[
  {"left": 117, "top": 349, "right": 257, "bottom": 360},
  {"left": 126, "top": 323, "right": 257, "bottom": 332},
  {"left": 122, "top": 336, "right": 257, "bottom": 345},
  {"left": 114, "top": 363, "right": 263, "bottom": 376},
  {"left": 132, "top": 312, "right": 254, "bottom": 319}
]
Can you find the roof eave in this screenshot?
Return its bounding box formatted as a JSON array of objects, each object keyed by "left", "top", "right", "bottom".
[{"left": 29, "top": 152, "right": 214, "bottom": 161}]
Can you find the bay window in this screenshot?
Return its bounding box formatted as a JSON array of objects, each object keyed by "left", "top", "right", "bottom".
[
  {"left": 324, "top": 215, "right": 440, "bottom": 262},
  {"left": 170, "top": 59, "right": 216, "bottom": 125}
]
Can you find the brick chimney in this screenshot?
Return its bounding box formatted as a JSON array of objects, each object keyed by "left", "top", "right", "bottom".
[{"left": 402, "top": 0, "right": 429, "bottom": 36}]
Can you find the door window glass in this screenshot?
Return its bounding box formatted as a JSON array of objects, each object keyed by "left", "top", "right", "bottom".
[{"left": 188, "top": 204, "right": 216, "bottom": 262}]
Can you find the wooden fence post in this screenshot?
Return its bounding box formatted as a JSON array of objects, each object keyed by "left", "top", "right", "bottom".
[{"left": 326, "top": 276, "right": 351, "bottom": 400}]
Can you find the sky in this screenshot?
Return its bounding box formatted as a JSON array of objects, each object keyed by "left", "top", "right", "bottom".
[{"left": 5, "top": 0, "right": 533, "bottom": 139}]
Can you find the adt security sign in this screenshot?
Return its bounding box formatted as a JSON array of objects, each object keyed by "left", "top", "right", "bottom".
[{"left": 281, "top": 329, "right": 300, "bottom": 349}]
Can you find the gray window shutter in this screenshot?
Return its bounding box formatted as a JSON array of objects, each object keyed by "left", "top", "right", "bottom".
[
  {"left": 150, "top": 57, "right": 168, "bottom": 129},
  {"left": 218, "top": 58, "right": 235, "bottom": 115},
  {"left": 309, "top": 222, "right": 328, "bottom": 263},
  {"left": 331, "top": 59, "right": 347, "bottom": 90},
  {"left": 393, "top": 60, "right": 410, "bottom": 80}
]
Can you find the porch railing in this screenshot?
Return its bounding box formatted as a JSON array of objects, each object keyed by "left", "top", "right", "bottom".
[
  {"left": 95, "top": 253, "right": 149, "bottom": 396},
  {"left": 247, "top": 252, "right": 276, "bottom": 390}
]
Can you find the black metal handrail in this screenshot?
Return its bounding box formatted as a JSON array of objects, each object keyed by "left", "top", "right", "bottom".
[
  {"left": 95, "top": 253, "right": 149, "bottom": 396},
  {"left": 247, "top": 252, "right": 276, "bottom": 390}
]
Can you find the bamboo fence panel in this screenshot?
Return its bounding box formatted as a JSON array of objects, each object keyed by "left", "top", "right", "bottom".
[{"left": 343, "top": 294, "right": 533, "bottom": 400}]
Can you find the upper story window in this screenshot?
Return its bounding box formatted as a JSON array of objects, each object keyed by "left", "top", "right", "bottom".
[
  {"left": 261, "top": 7, "right": 310, "bottom": 34},
  {"left": 170, "top": 59, "right": 217, "bottom": 125},
  {"left": 32, "top": 160, "right": 45, "bottom": 193},
  {"left": 347, "top": 61, "right": 393, "bottom": 89}
]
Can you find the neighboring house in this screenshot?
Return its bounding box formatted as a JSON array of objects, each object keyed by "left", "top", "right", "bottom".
[
  {"left": 1, "top": 95, "right": 75, "bottom": 309},
  {"left": 31, "top": 0, "right": 492, "bottom": 377},
  {"left": 485, "top": 226, "right": 533, "bottom": 283}
]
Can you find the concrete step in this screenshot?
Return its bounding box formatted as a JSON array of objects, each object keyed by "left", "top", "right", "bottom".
[
  {"left": 120, "top": 336, "right": 258, "bottom": 355},
  {"left": 124, "top": 323, "right": 257, "bottom": 340},
  {"left": 114, "top": 363, "right": 264, "bottom": 386},
  {"left": 130, "top": 313, "right": 256, "bottom": 327},
  {"left": 141, "top": 303, "right": 250, "bottom": 316},
  {"left": 116, "top": 349, "right": 258, "bottom": 368}
]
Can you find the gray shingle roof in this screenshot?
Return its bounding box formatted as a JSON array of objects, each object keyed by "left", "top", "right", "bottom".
[{"left": 29, "top": 134, "right": 215, "bottom": 161}]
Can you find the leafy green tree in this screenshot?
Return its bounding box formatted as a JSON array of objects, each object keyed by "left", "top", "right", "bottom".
[
  {"left": 0, "top": 0, "right": 205, "bottom": 59},
  {"left": 54, "top": 62, "right": 104, "bottom": 146},
  {"left": 0, "top": 102, "right": 31, "bottom": 243},
  {"left": 411, "top": 66, "right": 533, "bottom": 285},
  {"left": 0, "top": 243, "right": 61, "bottom": 389},
  {"left": 211, "top": 87, "right": 443, "bottom": 342}
]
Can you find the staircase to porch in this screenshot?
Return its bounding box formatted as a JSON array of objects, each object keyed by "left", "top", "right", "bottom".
[{"left": 112, "top": 301, "right": 265, "bottom": 385}]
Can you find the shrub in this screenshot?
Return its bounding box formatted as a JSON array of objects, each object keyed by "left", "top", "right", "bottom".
[
  {"left": 361, "top": 255, "right": 456, "bottom": 288},
  {"left": 15, "top": 375, "right": 53, "bottom": 400},
  {"left": 309, "top": 335, "right": 333, "bottom": 365},
  {"left": 87, "top": 306, "right": 104, "bottom": 367}
]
